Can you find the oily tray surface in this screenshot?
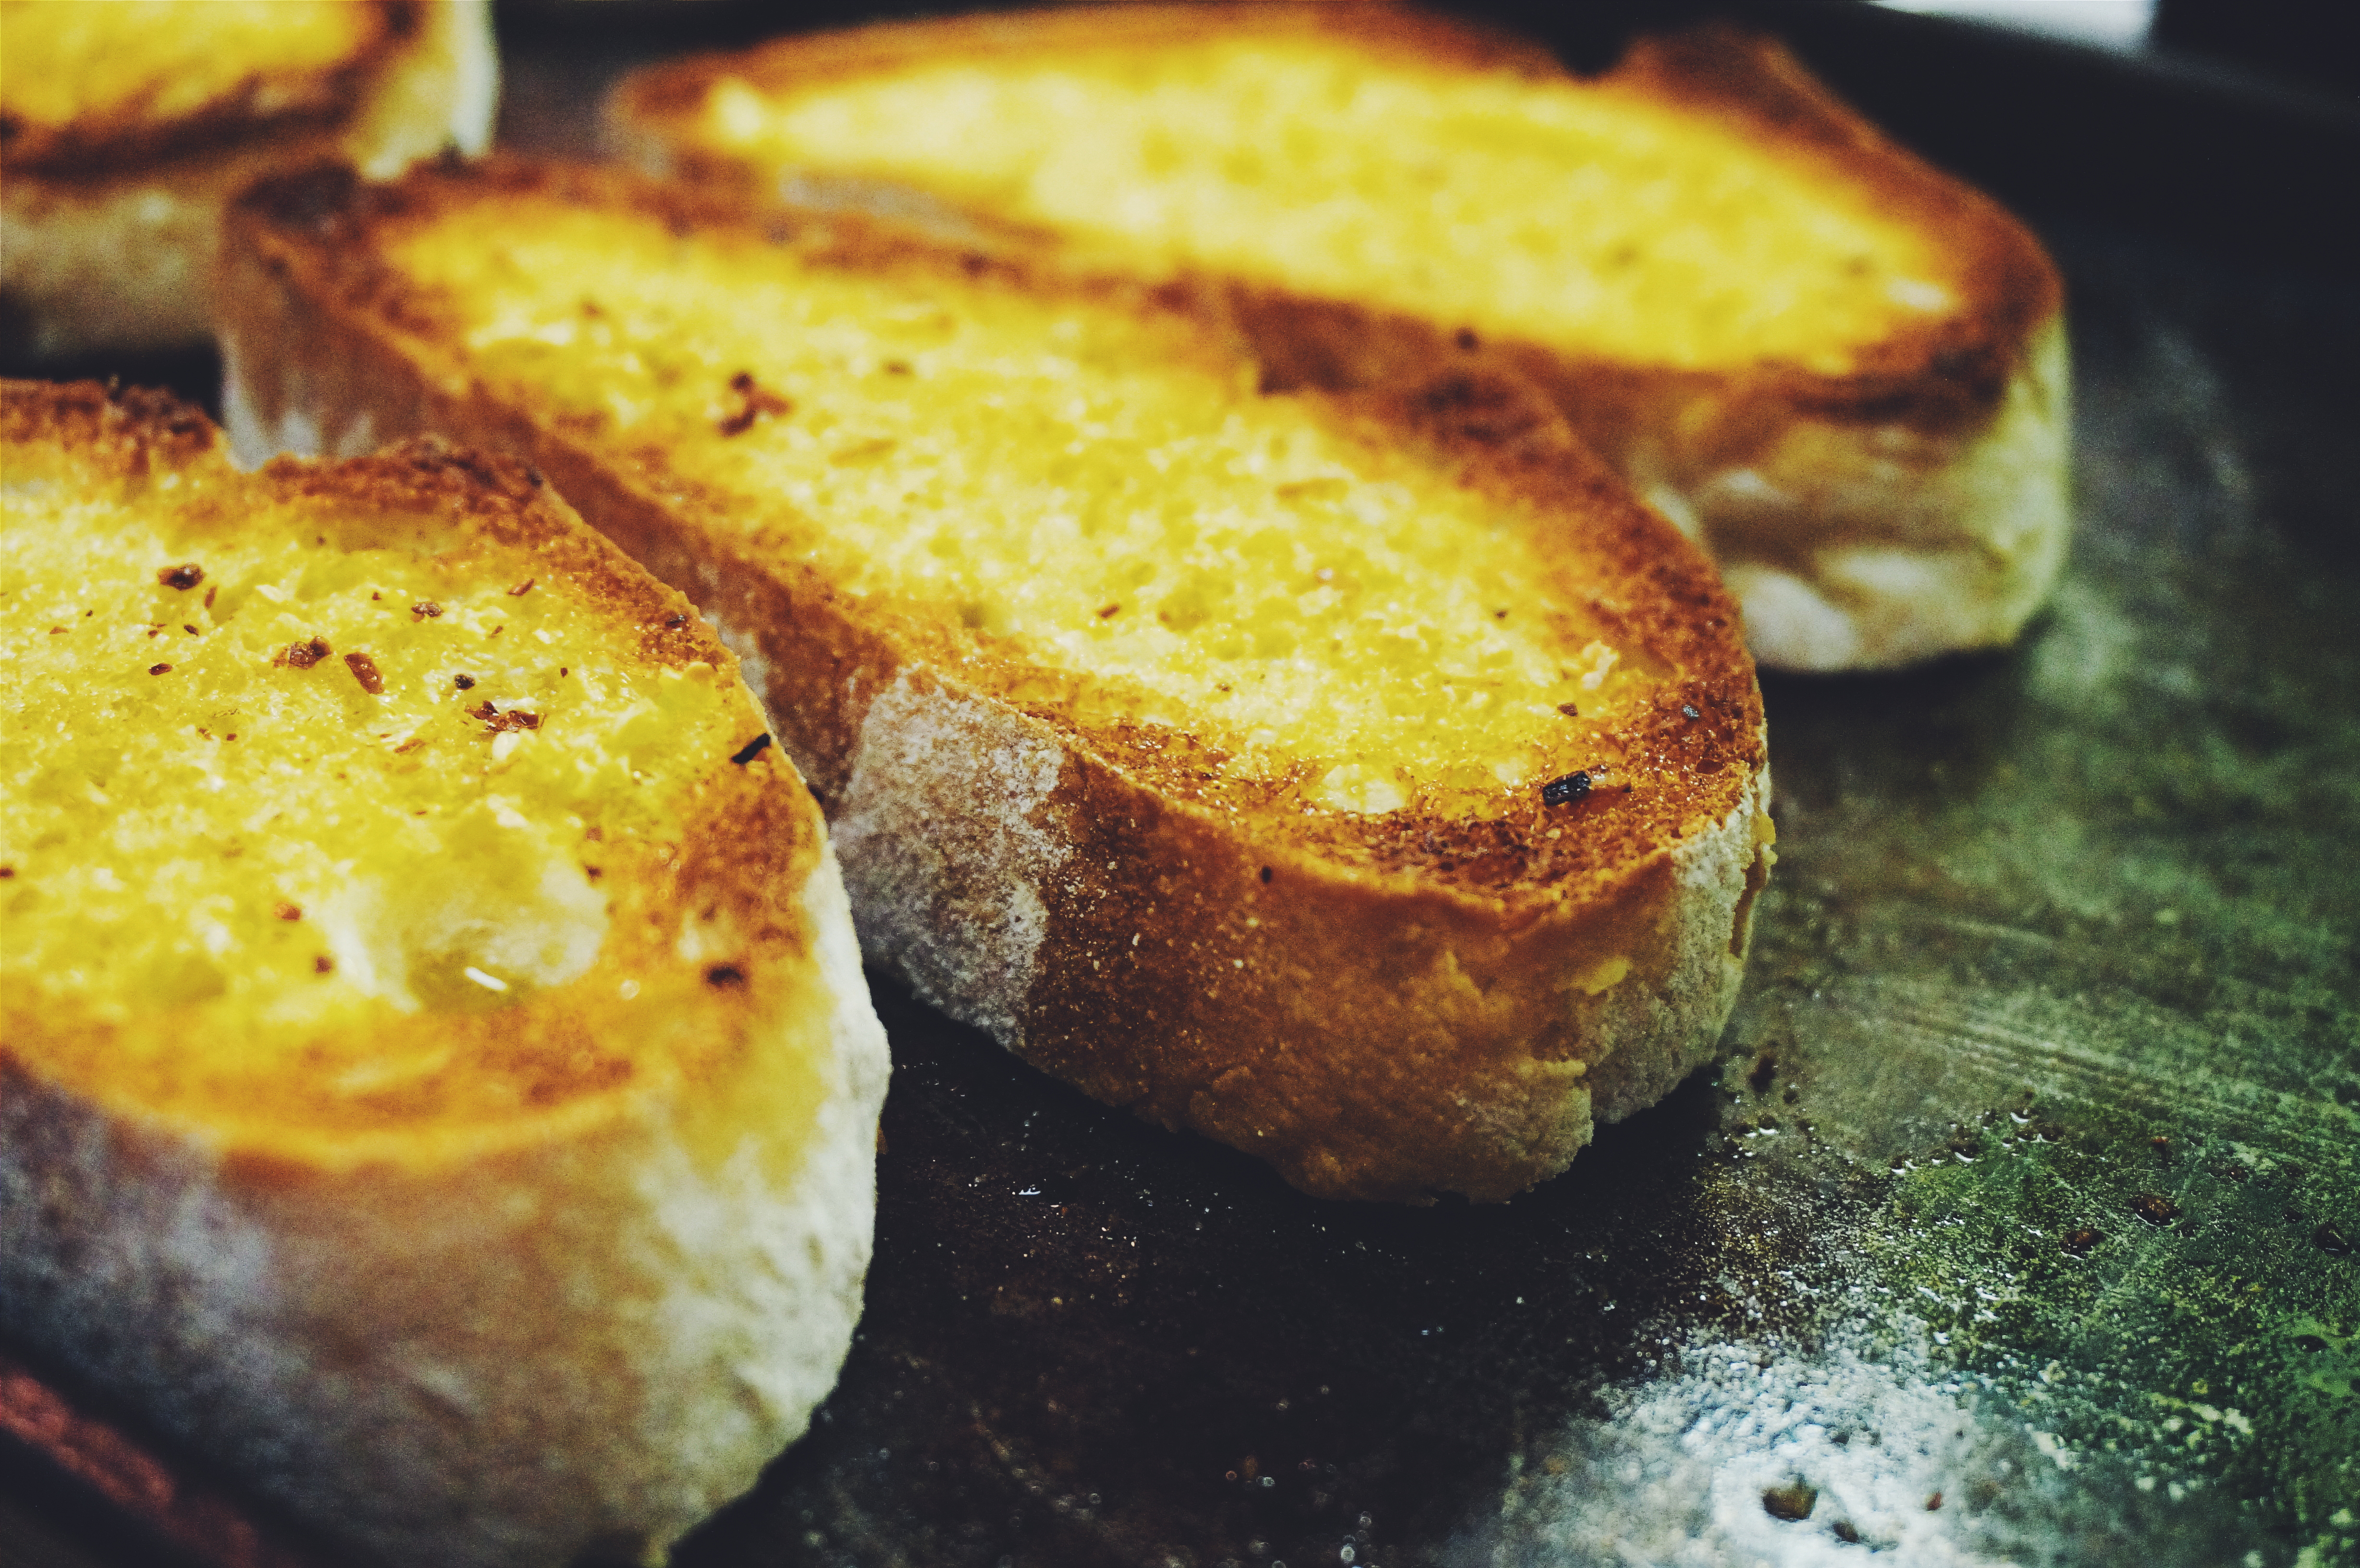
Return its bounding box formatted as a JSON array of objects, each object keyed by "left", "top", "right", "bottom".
[{"left": 2, "top": 9, "right": 2356, "bottom": 1568}]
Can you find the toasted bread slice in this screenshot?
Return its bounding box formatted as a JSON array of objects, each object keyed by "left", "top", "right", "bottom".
[
  {"left": 611, "top": 5, "right": 2070, "bottom": 672},
  {"left": 220, "top": 159, "right": 1772, "bottom": 1203},
  {"left": 0, "top": 0, "right": 495, "bottom": 357},
  {"left": 0, "top": 380, "right": 889, "bottom": 1567}
]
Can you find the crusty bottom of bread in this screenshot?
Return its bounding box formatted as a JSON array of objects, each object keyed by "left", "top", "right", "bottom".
[
  {"left": 0, "top": 848, "right": 887, "bottom": 1568},
  {"left": 0, "top": 0, "right": 494, "bottom": 359},
  {"left": 823, "top": 664, "right": 1773, "bottom": 1201}
]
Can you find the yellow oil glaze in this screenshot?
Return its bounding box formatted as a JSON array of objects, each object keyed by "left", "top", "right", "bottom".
[
  {"left": 699, "top": 36, "right": 1954, "bottom": 374},
  {"left": 0, "top": 441, "right": 821, "bottom": 1166},
  {"left": 395, "top": 200, "right": 1658, "bottom": 812}
]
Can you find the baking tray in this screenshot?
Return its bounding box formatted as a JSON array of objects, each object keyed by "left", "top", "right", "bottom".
[{"left": 3, "top": 3, "right": 2355, "bottom": 1565}]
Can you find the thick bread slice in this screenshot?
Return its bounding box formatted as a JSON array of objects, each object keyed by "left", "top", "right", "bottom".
[
  {"left": 611, "top": 5, "right": 2070, "bottom": 672},
  {"left": 220, "top": 159, "right": 1773, "bottom": 1203},
  {"left": 0, "top": 0, "right": 495, "bottom": 357},
  {"left": 0, "top": 380, "right": 889, "bottom": 1567}
]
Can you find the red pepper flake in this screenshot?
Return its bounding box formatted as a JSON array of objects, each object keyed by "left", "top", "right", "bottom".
[
  {"left": 0, "top": 868, "right": 14, "bottom": 879},
  {"left": 344, "top": 651, "right": 385, "bottom": 695},
  {"left": 203, "top": 586, "right": 217, "bottom": 609},
  {"left": 157, "top": 564, "right": 204, "bottom": 590},
  {"left": 717, "top": 371, "right": 793, "bottom": 437},
  {"left": 412, "top": 601, "right": 443, "bottom": 619},
  {"left": 705, "top": 964, "right": 746, "bottom": 988},
  {"left": 279, "top": 636, "right": 331, "bottom": 669},
  {"left": 48, "top": 626, "right": 65, "bottom": 634},
  {"left": 1097, "top": 603, "right": 1121, "bottom": 618},
  {"left": 183, "top": 625, "right": 199, "bottom": 635},
  {"left": 371, "top": 592, "right": 382, "bottom": 601},
  {"left": 453, "top": 673, "right": 476, "bottom": 690},
  {"left": 506, "top": 578, "right": 535, "bottom": 598},
  {"left": 148, "top": 662, "right": 172, "bottom": 675},
  {"left": 393, "top": 737, "right": 427, "bottom": 754},
  {"left": 314, "top": 955, "right": 335, "bottom": 974},
  {"left": 470, "top": 699, "right": 541, "bottom": 733},
  {"left": 1556, "top": 702, "right": 1581, "bottom": 718},
  {"left": 488, "top": 625, "right": 503, "bottom": 638},
  {"left": 275, "top": 902, "right": 303, "bottom": 921}
]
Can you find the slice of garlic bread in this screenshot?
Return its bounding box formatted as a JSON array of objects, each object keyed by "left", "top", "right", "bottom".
[
  {"left": 611, "top": 4, "right": 2069, "bottom": 672},
  {"left": 0, "top": 380, "right": 889, "bottom": 1567},
  {"left": 0, "top": 0, "right": 495, "bottom": 357},
  {"left": 221, "top": 159, "right": 1772, "bottom": 1203}
]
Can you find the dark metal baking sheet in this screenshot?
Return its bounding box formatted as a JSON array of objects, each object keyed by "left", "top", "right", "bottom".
[{"left": 3, "top": 5, "right": 2354, "bottom": 1565}]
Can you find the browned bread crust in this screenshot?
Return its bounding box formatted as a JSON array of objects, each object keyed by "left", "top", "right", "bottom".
[
  {"left": 220, "top": 158, "right": 1773, "bottom": 1203},
  {"left": 0, "top": 379, "right": 889, "bottom": 1565},
  {"left": 613, "top": 5, "right": 2070, "bottom": 671}
]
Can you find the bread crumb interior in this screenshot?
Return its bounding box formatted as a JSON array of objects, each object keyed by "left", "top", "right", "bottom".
[
  {"left": 403, "top": 201, "right": 1654, "bottom": 816},
  {"left": 0, "top": 451, "right": 767, "bottom": 1134}
]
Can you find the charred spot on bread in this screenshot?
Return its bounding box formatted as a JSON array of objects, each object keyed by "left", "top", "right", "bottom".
[
  {"left": 730, "top": 733, "right": 773, "bottom": 765},
  {"left": 1540, "top": 770, "right": 1591, "bottom": 808}
]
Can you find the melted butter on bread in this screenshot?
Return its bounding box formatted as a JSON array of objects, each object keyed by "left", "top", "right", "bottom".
[
  {"left": 694, "top": 37, "right": 1949, "bottom": 374},
  {"left": 0, "top": 391, "right": 827, "bottom": 1165}
]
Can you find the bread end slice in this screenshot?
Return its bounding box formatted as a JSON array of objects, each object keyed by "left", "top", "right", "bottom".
[{"left": 0, "top": 380, "right": 887, "bottom": 1565}]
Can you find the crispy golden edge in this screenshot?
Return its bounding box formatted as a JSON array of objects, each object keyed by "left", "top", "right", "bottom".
[
  {"left": 613, "top": 3, "right": 2062, "bottom": 439},
  {"left": 224, "top": 158, "right": 1765, "bottom": 915},
  {"left": 0, "top": 377, "right": 829, "bottom": 1171}
]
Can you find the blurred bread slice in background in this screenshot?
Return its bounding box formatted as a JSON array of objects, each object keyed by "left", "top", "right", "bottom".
[
  {"left": 0, "top": 0, "right": 495, "bottom": 358},
  {"left": 612, "top": 4, "right": 2070, "bottom": 672}
]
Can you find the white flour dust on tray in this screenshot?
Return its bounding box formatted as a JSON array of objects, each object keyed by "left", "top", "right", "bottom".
[{"left": 1449, "top": 1316, "right": 2269, "bottom": 1568}]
